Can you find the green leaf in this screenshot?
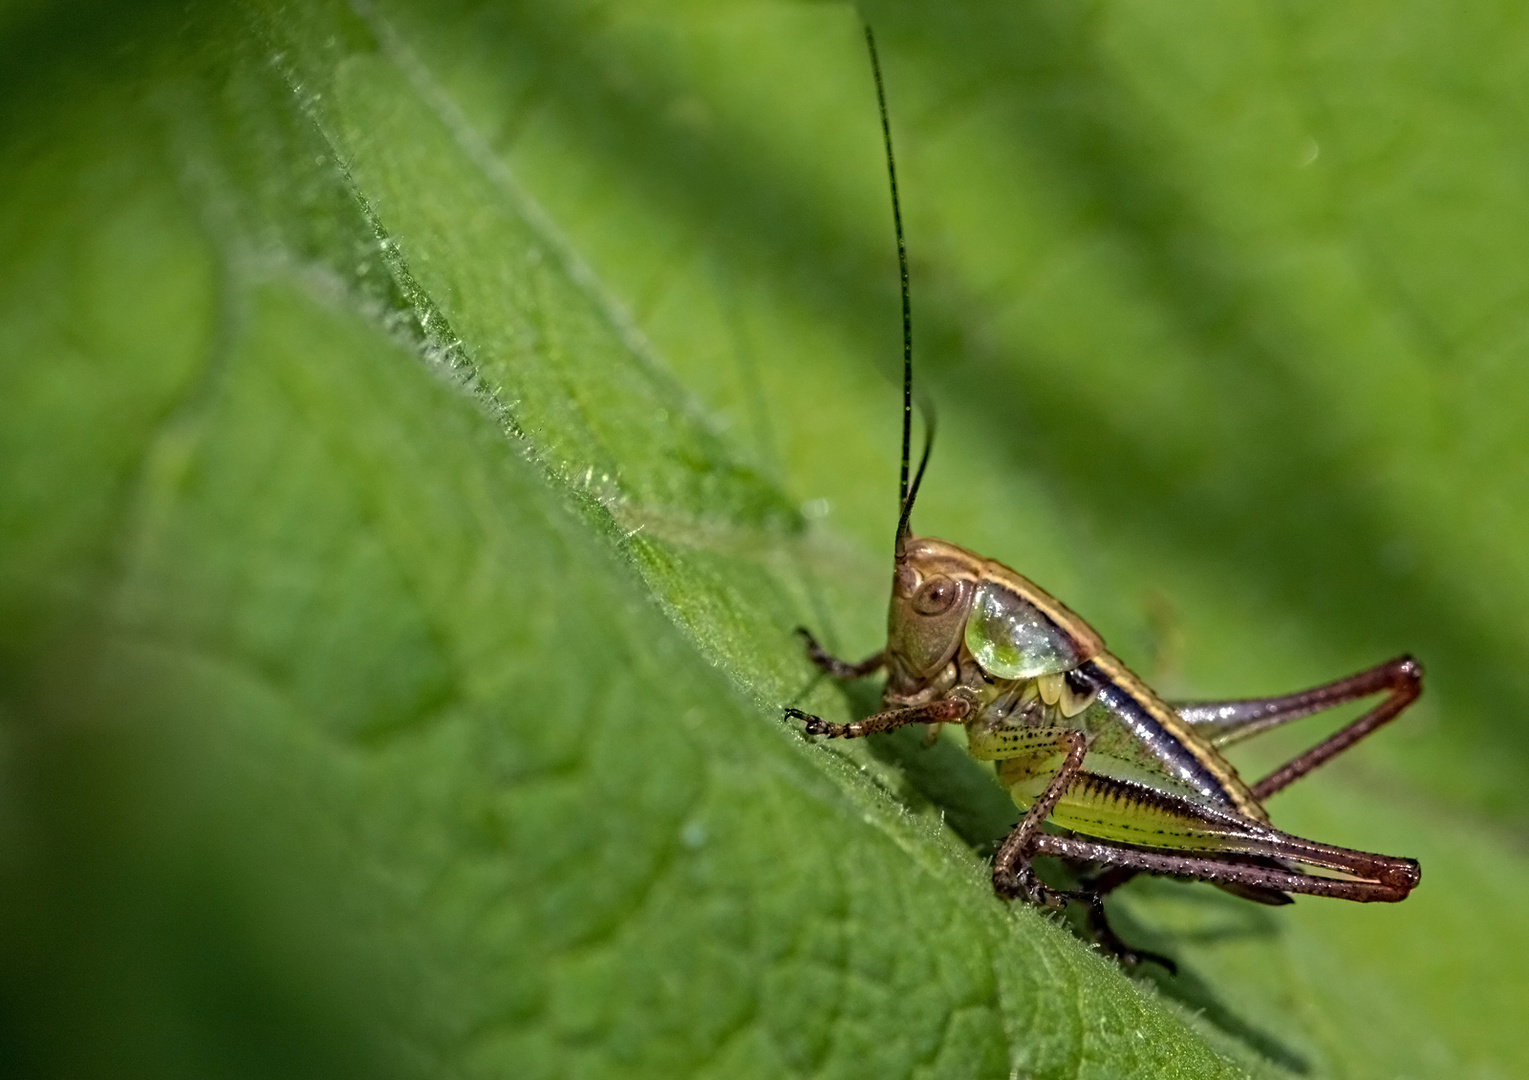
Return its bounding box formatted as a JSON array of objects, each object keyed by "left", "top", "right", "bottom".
[{"left": 1, "top": 2, "right": 1525, "bottom": 1079}]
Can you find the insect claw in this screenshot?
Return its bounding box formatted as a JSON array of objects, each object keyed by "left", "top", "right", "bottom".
[
  {"left": 995, "top": 864, "right": 1060, "bottom": 907},
  {"left": 783, "top": 706, "right": 833, "bottom": 736}
]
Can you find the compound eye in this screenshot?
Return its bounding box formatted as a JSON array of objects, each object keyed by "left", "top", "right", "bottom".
[{"left": 913, "top": 575, "right": 959, "bottom": 616}]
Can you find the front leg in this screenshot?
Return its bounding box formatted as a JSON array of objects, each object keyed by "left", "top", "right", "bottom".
[
  {"left": 785, "top": 697, "right": 969, "bottom": 739},
  {"left": 794, "top": 627, "right": 885, "bottom": 680},
  {"left": 991, "top": 731, "right": 1089, "bottom": 907}
]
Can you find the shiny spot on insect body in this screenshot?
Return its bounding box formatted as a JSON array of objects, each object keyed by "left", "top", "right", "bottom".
[{"left": 965, "top": 582, "right": 1081, "bottom": 680}]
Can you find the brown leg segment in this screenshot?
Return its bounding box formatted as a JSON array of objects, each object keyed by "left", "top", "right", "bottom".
[
  {"left": 987, "top": 735, "right": 1178, "bottom": 970},
  {"left": 785, "top": 697, "right": 969, "bottom": 740},
  {"left": 991, "top": 732, "right": 1089, "bottom": 907},
  {"left": 1075, "top": 655, "right": 1421, "bottom": 945},
  {"left": 1173, "top": 655, "right": 1421, "bottom": 800},
  {"left": 1030, "top": 833, "right": 1419, "bottom": 902},
  {"left": 1249, "top": 656, "right": 1421, "bottom": 801},
  {"left": 794, "top": 627, "right": 885, "bottom": 680}
]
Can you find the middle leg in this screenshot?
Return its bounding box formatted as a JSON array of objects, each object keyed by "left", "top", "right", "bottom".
[{"left": 991, "top": 731, "right": 1089, "bottom": 907}]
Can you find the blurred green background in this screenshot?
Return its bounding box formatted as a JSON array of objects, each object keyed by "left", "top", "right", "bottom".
[{"left": 3, "top": 1, "right": 1528, "bottom": 1077}]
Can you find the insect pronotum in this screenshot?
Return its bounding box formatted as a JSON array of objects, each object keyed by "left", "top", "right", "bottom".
[{"left": 786, "top": 27, "right": 1421, "bottom": 969}]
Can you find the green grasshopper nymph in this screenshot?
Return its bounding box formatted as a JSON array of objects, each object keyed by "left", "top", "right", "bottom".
[{"left": 785, "top": 27, "right": 1421, "bottom": 969}]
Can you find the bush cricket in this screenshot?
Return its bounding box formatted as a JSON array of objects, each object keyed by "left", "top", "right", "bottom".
[{"left": 786, "top": 27, "right": 1421, "bottom": 969}]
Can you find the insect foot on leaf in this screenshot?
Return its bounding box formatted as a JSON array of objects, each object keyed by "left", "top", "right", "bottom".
[
  {"left": 783, "top": 706, "right": 834, "bottom": 737},
  {"left": 993, "top": 862, "right": 1073, "bottom": 910}
]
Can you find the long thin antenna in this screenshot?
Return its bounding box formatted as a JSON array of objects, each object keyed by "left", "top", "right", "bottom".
[
  {"left": 864, "top": 25, "right": 916, "bottom": 537},
  {"left": 896, "top": 402, "right": 935, "bottom": 542}
]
